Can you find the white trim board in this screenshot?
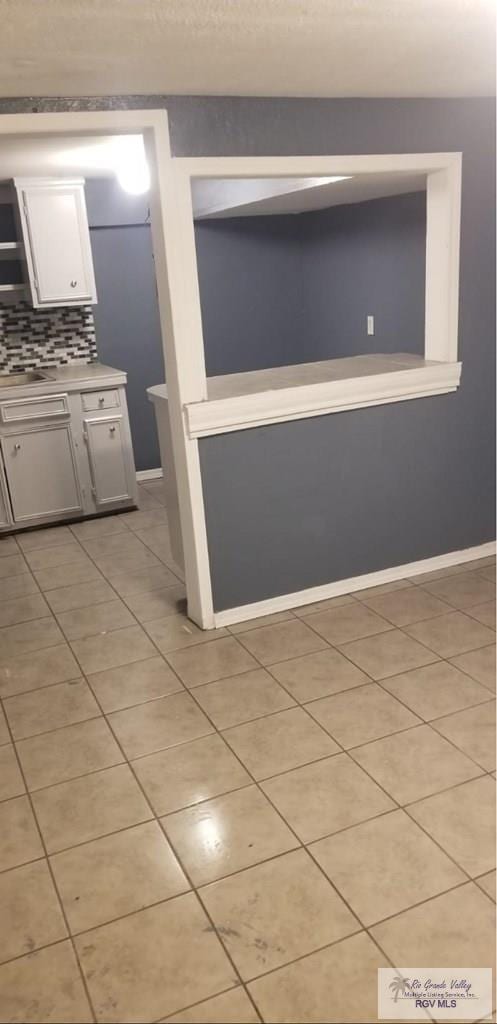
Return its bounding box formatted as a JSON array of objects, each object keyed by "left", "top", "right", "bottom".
[
  {"left": 0, "top": 110, "right": 215, "bottom": 630},
  {"left": 136, "top": 468, "right": 163, "bottom": 482},
  {"left": 186, "top": 360, "right": 462, "bottom": 437},
  {"left": 212, "top": 541, "right": 496, "bottom": 627},
  {"left": 174, "top": 152, "right": 462, "bottom": 386}
]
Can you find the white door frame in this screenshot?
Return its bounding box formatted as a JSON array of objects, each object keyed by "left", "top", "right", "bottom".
[{"left": 0, "top": 109, "right": 215, "bottom": 628}]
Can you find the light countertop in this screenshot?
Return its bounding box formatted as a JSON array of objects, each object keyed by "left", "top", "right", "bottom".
[{"left": 0, "top": 363, "right": 126, "bottom": 400}]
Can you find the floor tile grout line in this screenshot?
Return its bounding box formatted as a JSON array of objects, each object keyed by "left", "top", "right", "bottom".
[
  {"left": 356, "top": 571, "right": 496, "bottom": 616},
  {"left": 58, "top": 594, "right": 265, "bottom": 1024},
  {"left": 91, "top": 570, "right": 346, "bottom": 957},
  {"left": 248, "top": 923, "right": 398, "bottom": 995},
  {"left": 0, "top": 532, "right": 491, "bottom": 1019},
  {"left": 428, "top": 714, "right": 495, "bottom": 773},
  {"left": 336, "top": 661, "right": 497, "bottom": 770},
  {"left": 0, "top": 574, "right": 493, "bottom": 666},
  {"left": 2, "top": 562, "right": 493, "bottom": 818},
  {"left": 39, "top": 626, "right": 250, "bottom": 1022},
  {"left": 319, "top": 597, "right": 458, "bottom": 630},
  {"left": 0, "top": 667, "right": 94, "bottom": 702},
  {"left": 367, "top": 674, "right": 497, "bottom": 772},
  {"left": 0, "top": 753, "right": 491, "bottom": 874},
  {"left": 82, "top": 543, "right": 354, "bottom": 831},
  {"left": 226, "top": 608, "right": 298, "bottom": 635},
  {"left": 0, "top": 622, "right": 491, "bottom": 712},
  {"left": 0, "top": 536, "right": 491, "bottom": 1015},
  {"left": 332, "top": 597, "right": 496, "bottom": 664},
  {"left": 305, "top": 691, "right": 425, "bottom": 744},
  {"left": 376, "top": 673, "right": 496, "bottom": 717},
  {"left": 151, "top": 982, "right": 263, "bottom": 1024},
  {"left": 428, "top": 692, "right": 496, "bottom": 724},
  {"left": 305, "top": 833, "right": 476, "bottom": 930},
  {"left": 395, "top": 615, "right": 497, "bottom": 659},
  {"left": 306, "top": 745, "right": 493, "bottom": 905},
  {"left": 0, "top": 797, "right": 394, "bottom": 878},
  {"left": 0, "top": 935, "right": 91, "bottom": 975},
  {"left": 401, "top": 793, "right": 495, "bottom": 882},
  {"left": 1, "top": 637, "right": 493, "bottom": 797},
  {"left": 407, "top": 558, "right": 496, "bottom": 586},
  {"left": 8, "top": 709, "right": 104, "bottom": 746},
  {"left": 0, "top": 690, "right": 98, "bottom": 1023},
  {"left": 12, "top": 753, "right": 127, "bottom": 800},
  {"left": 0, "top": 804, "right": 488, "bottom": 979},
  {"left": 1, "top": 536, "right": 493, "bottom": 712},
  {"left": 300, "top": 600, "right": 404, "bottom": 645},
  {"left": 283, "top": 667, "right": 495, "bottom": 726},
  {"left": 326, "top": 621, "right": 496, "bottom": 704}
]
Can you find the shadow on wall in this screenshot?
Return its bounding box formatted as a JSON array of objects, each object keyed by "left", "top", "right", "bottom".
[{"left": 85, "top": 178, "right": 165, "bottom": 473}]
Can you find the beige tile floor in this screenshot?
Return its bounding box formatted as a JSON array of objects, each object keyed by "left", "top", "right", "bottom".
[{"left": 0, "top": 478, "right": 494, "bottom": 1023}]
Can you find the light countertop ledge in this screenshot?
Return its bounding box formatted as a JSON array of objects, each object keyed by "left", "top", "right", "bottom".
[{"left": 164, "top": 353, "right": 462, "bottom": 437}]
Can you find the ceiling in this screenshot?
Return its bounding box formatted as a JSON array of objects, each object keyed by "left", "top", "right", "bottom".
[
  {"left": 193, "top": 172, "right": 427, "bottom": 218},
  {"left": 0, "top": 0, "right": 494, "bottom": 99},
  {"left": 0, "top": 135, "right": 426, "bottom": 215},
  {"left": 0, "top": 135, "right": 139, "bottom": 182}
]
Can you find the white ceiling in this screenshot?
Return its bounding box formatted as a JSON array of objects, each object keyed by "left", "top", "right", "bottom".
[
  {"left": 193, "top": 172, "right": 427, "bottom": 218},
  {"left": 0, "top": 0, "right": 494, "bottom": 99},
  {"left": 0, "top": 135, "right": 426, "bottom": 216},
  {"left": 0, "top": 135, "right": 139, "bottom": 182}
]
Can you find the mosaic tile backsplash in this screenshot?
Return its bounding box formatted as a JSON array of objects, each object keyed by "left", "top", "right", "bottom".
[{"left": 0, "top": 302, "right": 97, "bottom": 374}]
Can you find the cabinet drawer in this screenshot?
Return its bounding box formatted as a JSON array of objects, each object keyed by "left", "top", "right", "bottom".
[
  {"left": 0, "top": 394, "right": 69, "bottom": 423},
  {"left": 82, "top": 389, "right": 120, "bottom": 412}
]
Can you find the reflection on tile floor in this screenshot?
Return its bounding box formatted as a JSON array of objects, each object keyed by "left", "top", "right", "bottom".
[{"left": 0, "top": 481, "right": 494, "bottom": 1023}]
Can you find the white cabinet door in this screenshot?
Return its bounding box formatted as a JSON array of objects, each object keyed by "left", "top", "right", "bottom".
[
  {"left": 15, "top": 179, "right": 97, "bottom": 307},
  {"left": 84, "top": 416, "right": 132, "bottom": 507},
  {"left": 2, "top": 426, "right": 82, "bottom": 523}
]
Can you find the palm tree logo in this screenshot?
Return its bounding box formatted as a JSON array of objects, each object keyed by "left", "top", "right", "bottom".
[{"left": 389, "top": 975, "right": 411, "bottom": 1002}]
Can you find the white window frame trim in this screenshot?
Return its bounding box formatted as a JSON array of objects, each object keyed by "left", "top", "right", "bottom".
[{"left": 169, "top": 152, "right": 462, "bottom": 437}]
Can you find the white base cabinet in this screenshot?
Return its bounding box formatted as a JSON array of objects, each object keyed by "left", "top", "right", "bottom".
[
  {"left": 2, "top": 425, "right": 82, "bottom": 523},
  {"left": 0, "top": 375, "right": 137, "bottom": 532},
  {"left": 84, "top": 416, "right": 134, "bottom": 508}
]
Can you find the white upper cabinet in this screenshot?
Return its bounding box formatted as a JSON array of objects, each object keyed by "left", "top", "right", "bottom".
[{"left": 14, "top": 178, "right": 97, "bottom": 307}]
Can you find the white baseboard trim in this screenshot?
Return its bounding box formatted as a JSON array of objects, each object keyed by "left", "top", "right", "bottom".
[
  {"left": 213, "top": 541, "right": 496, "bottom": 628},
  {"left": 136, "top": 468, "right": 163, "bottom": 482}
]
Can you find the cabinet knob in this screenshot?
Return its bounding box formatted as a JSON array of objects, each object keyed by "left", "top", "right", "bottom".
[
  {"left": 70, "top": 280, "right": 77, "bottom": 288},
  {"left": 109, "top": 425, "right": 116, "bottom": 434},
  {"left": 98, "top": 396, "right": 105, "bottom": 405},
  {"left": 14, "top": 443, "right": 21, "bottom": 452}
]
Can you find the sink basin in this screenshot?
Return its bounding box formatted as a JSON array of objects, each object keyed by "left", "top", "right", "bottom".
[{"left": 0, "top": 371, "right": 50, "bottom": 387}]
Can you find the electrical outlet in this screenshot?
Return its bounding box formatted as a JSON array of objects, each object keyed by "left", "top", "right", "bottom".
[{"left": 367, "top": 315, "right": 375, "bottom": 336}]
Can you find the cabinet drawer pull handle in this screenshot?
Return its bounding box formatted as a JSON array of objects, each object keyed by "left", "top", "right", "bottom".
[
  {"left": 98, "top": 396, "right": 105, "bottom": 404},
  {"left": 109, "top": 425, "right": 116, "bottom": 434},
  {"left": 14, "top": 443, "right": 21, "bottom": 451},
  {"left": 70, "top": 280, "right": 77, "bottom": 288}
]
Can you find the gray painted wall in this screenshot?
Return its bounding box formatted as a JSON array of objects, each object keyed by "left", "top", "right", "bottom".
[
  {"left": 196, "top": 190, "right": 425, "bottom": 376},
  {"left": 85, "top": 179, "right": 164, "bottom": 472},
  {"left": 195, "top": 215, "right": 307, "bottom": 376},
  {"left": 182, "top": 98, "right": 494, "bottom": 610},
  {"left": 1, "top": 97, "right": 493, "bottom": 611},
  {"left": 302, "top": 190, "right": 426, "bottom": 359},
  {"left": 85, "top": 180, "right": 425, "bottom": 462}
]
